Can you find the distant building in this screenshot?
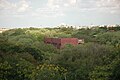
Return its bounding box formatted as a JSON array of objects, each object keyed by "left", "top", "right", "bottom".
[{"left": 44, "top": 38, "right": 84, "bottom": 49}]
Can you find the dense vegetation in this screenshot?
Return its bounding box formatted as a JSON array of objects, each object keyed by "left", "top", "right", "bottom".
[{"left": 0, "top": 25, "right": 120, "bottom": 80}]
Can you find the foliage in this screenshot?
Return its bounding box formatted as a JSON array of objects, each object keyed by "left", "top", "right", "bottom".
[
  {"left": 35, "top": 64, "right": 67, "bottom": 80},
  {"left": 0, "top": 26, "right": 120, "bottom": 80},
  {"left": 51, "top": 43, "right": 114, "bottom": 80},
  {"left": 0, "top": 59, "right": 35, "bottom": 80},
  {"left": 96, "top": 31, "right": 120, "bottom": 47}
]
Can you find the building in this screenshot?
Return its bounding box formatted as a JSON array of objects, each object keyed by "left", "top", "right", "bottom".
[{"left": 44, "top": 38, "right": 84, "bottom": 49}]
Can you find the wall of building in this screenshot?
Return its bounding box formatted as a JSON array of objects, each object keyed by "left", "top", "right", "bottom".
[
  {"left": 61, "top": 38, "right": 78, "bottom": 48},
  {"left": 44, "top": 38, "right": 79, "bottom": 49}
]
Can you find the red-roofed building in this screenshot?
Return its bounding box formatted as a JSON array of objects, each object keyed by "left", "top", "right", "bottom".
[{"left": 44, "top": 38, "right": 84, "bottom": 49}]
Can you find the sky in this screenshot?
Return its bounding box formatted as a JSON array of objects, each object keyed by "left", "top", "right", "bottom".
[{"left": 0, "top": 0, "right": 120, "bottom": 28}]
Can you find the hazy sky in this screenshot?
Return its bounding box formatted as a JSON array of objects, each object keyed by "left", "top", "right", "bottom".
[{"left": 0, "top": 0, "right": 120, "bottom": 28}]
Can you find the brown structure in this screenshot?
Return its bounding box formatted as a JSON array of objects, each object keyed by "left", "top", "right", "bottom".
[{"left": 44, "top": 38, "right": 84, "bottom": 49}]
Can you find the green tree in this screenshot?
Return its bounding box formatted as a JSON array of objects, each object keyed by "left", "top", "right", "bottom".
[{"left": 35, "top": 64, "right": 67, "bottom": 80}]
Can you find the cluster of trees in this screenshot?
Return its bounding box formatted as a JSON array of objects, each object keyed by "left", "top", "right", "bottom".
[{"left": 0, "top": 26, "right": 120, "bottom": 80}]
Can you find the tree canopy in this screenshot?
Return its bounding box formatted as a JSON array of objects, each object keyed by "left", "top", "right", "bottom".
[{"left": 0, "top": 26, "right": 120, "bottom": 80}]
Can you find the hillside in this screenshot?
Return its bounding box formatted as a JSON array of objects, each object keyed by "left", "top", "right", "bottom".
[{"left": 0, "top": 26, "right": 120, "bottom": 80}]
